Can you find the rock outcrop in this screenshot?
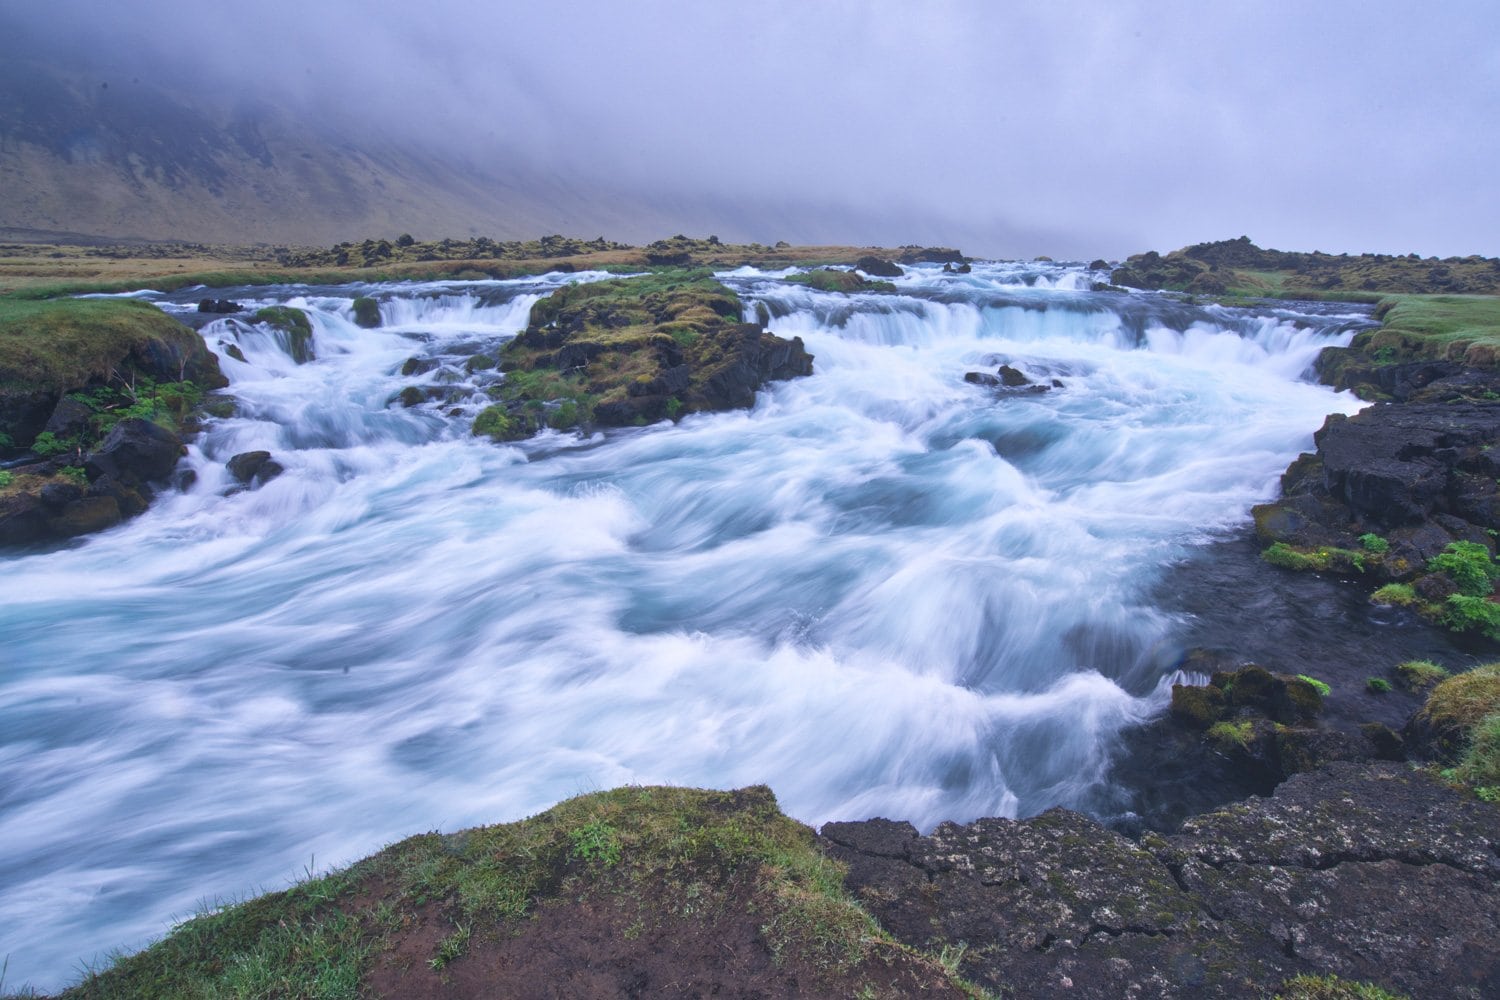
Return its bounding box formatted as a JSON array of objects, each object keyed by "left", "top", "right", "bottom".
[
  {"left": 822, "top": 762, "right": 1499, "bottom": 998},
  {"left": 472, "top": 272, "right": 812, "bottom": 441},
  {"left": 1253, "top": 366, "right": 1500, "bottom": 573}
]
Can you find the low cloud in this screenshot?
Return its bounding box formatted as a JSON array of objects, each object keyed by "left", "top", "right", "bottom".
[{"left": 4, "top": 0, "right": 1496, "bottom": 257}]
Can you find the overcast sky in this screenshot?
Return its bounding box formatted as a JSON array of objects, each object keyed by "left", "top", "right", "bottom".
[{"left": 6, "top": 0, "right": 1497, "bottom": 258}]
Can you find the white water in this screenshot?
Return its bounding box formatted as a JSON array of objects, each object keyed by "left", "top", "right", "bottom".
[{"left": 0, "top": 262, "right": 1368, "bottom": 989}]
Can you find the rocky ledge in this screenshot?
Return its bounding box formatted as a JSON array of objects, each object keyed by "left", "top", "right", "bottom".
[{"left": 824, "top": 762, "right": 1498, "bottom": 998}]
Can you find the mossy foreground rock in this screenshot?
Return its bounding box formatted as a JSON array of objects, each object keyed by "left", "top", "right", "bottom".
[
  {"left": 54, "top": 786, "right": 968, "bottom": 999},
  {"left": 473, "top": 271, "right": 812, "bottom": 440}
]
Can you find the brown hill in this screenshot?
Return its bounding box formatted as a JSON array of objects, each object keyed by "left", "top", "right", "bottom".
[{"left": 0, "top": 58, "right": 667, "bottom": 246}]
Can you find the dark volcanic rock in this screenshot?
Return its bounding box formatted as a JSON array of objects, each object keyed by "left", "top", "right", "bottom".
[
  {"left": 1253, "top": 382, "right": 1500, "bottom": 577},
  {"left": 997, "top": 364, "right": 1031, "bottom": 387},
  {"left": 197, "top": 298, "right": 242, "bottom": 314},
  {"left": 84, "top": 418, "right": 183, "bottom": 485},
  {"left": 823, "top": 762, "right": 1500, "bottom": 998},
  {"left": 51, "top": 495, "right": 121, "bottom": 536},
  {"left": 226, "top": 450, "right": 283, "bottom": 487},
  {"left": 855, "top": 255, "right": 903, "bottom": 277}
]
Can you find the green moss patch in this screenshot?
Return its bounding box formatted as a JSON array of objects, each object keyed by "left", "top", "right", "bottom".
[
  {"left": 56, "top": 785, "right": 969, "bottom": 999},
  {"left": 783, "top": 268, "right": 898, "bottom": 294},
  {"left": 478, "top": 270, "right": 811, "bottom": 440},
  {"left": 0, "top": 298, "right": 215, "bottom": 398}
]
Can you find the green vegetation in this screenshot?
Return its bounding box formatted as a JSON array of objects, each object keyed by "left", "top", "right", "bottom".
[
  {"left": 1420, "top": 664, "right": 1500, "bottom": 801},
  {"left": 1366, "top": 295, "right": 1500, "bottom": 366},
  {"left": 56, "top": 785, "right": 967, "bottom": 997},
  {"left": 1261, "top": 541, "right": 1370, "bottom": 574},
  {"left": 1452, "top": 711, "right": 1500, "bottom": 796},
  {"left": 351, "top": 296, "right": 381, "bottom": 329},
  {"left": 1442, "top": 594, "right": 1500, "bottom": 639},
  {"left": 1296, "top": 674, "right": 1331, "bottom": 697},
  {"left": 1396, "top": 659, "right": 1450, "bottom": 691},
  {"left": 1366, "top": 677, "right": 1392, "bottom": 694},
  {"left": 0, "top": 470, "right": 11, "bottom": 489},
  {"left": 1371, "top": 582, "right": 1419, "bottom": 607},
  {"left": 1206, "top": 720, "right": 1254, "bottom": 750},
  {"left": 1426, "top": 540, "right": 1500, "bottom": 596},
  {"left": 476, "top": 269, "right": 809, "bottom": 441},
  {"left": 1420, "top": 664, "right": 1500, "bottom": 734},
  {"left": 0, "top": 297, "right": 212, "bottom": 396},
  {"left": 568, "top": 819, "right": 623, "bottom": 868},
  {"left": 1358, "top": 532, "right": 1389, "bottom": 554},
  {"left": 782, "top": 268, "right": 897, "bottom": 294},
  {"left": 252, "top": 306, "right": 315, "bottom": 364},
  {"left": 1274, "top": 973, "right": 1408, "bottom": 1000}
]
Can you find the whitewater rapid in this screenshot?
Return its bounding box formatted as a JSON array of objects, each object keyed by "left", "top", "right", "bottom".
[{"left": 0, "top": 261, "right": 1370, "bottom": 988}]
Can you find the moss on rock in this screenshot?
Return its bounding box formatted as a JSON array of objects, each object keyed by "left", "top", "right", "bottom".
[{"left": 477, "top": 270, "right": 812, "bottom": 441}]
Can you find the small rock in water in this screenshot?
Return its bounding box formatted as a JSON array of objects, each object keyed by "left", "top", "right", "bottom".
[
  {"left": 964, "top": 371, "right": 1001, "bottom": 387},
  {"left": 226, "top": 450, "right": 283, "bottom": 487},
  {"left": 198, "top": 298, "right": 242, "bottom": 314},
  {"left": 855, "top": 255, "right": 902, "bottom": 278},
  {"left": 997, "top": 365, "right": 1031, "bottom": 387}
]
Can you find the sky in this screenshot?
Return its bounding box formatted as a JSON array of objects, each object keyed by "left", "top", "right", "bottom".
[{"left": 4, "top": 0, "right": 1498, "bottom": 258}]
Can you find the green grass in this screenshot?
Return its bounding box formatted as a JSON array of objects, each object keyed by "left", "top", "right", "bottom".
[
  {"left": 1366, "top": 677, "right": 1392, "bottom": 694},
  {"left": 0, "top": 298, "right": 201, "bottom": 394},
  {"left": 1395, "top": 659, "right": 1450, "bottom": 691},
  {"left": 1452, "top": 711, "right": 1500, "bottom": 796},
  {"left": 1275, "top": 973, "right": 1408, "bottom": 999},
  {"left": 1296, "top": 674, "right": 1332, "bottom": 697},
  {"left": 1371, "top": 295, "right": 1500, "bottom": 363},
  {"left": 59, "top": 784, "right": 962, "bottom": 996},
  {"left": 1261, "top": 542, "right": 1367, "bottom": 573},
  {"left": 1419, "top": 663, "right": 1500, "bottom": 734},
  {"left": 1206, "top": 720, "right": 1254, "bottom": 750},
  {"left": 1371, "top": 583, "right": 1419, "bottom": 607}
]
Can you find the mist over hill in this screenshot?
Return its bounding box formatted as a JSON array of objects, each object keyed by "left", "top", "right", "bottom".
[{"left": 0, "top": 55, "right": 1048, "bottom": 252}]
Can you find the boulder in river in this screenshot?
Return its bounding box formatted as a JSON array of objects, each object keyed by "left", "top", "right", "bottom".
[
  {"left": 84, "top": 418, "right": 183, "bottom": 486},
  {"left": 855, "top": 255, "right": 903, "bottom": 277}
]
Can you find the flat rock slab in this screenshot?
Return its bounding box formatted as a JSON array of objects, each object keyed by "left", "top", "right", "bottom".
[{"left": 820, "top": 762, "right": 1500, "bottom": 998}]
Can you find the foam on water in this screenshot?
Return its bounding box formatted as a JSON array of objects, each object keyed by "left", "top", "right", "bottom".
[{"left": 0, "top": 267, "right": 1369, "bottom": 988}]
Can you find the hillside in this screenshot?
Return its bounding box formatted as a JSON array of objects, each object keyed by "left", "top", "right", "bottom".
[{"left": 0, "top": 59, "right": 673, "bottom": 246}]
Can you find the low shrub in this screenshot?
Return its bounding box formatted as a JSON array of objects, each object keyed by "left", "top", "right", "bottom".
[
  {"left": 1427, "top": 540, "right": 1499, "bottom": 597},
  {"left": 1366, "top": 677, "right": 1392, "bottom": 694},
  {"left": 1442, "top": 594, "right": 1500, "bottom": 640},
  {"left": 1358, "top": 533, "right": 1390, "bottom": 554}
]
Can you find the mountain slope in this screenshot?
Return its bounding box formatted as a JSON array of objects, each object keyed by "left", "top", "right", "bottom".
[{"left": 0, "top": 59, "right": 664, "bottom": 245}]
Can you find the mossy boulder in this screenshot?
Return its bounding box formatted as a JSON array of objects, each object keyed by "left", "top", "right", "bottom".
[
  {"left": 783, "top": 268, "right": 896, "bottom": 294},
  {"left": 252, "top": 306, "right": 315, "bottom": 363},
  {"left": 1170, "top": 683, "right": 1226, "bottom": 729},
  {"left": 1210, "top": 665, "right": 1324, "bottom": 724},
  {"left": 854, "top": 255, "right": 902, "bottom": 278},
  {"left": 478, "top": 271, "right": 812, "bottom": 441},
  {"left": 351, "top": 296, "right": 381, "bottom": 329}
]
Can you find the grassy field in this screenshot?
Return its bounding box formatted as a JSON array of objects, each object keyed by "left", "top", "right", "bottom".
[{"left": 0, "top": 237, "right": 908, "bottom": 299}]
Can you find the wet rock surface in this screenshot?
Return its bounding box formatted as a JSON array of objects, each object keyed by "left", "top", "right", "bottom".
[
  {"left": 1253, "top": 365, "right": 1500, "bottom": 563},
  {"left": 822, "top": 762, "right": 1500, "bottom": 998}
]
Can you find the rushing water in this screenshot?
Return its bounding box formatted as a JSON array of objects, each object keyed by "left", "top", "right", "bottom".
[{"left": 0, "top": 261, "right": 1371, "bottom": 988}]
